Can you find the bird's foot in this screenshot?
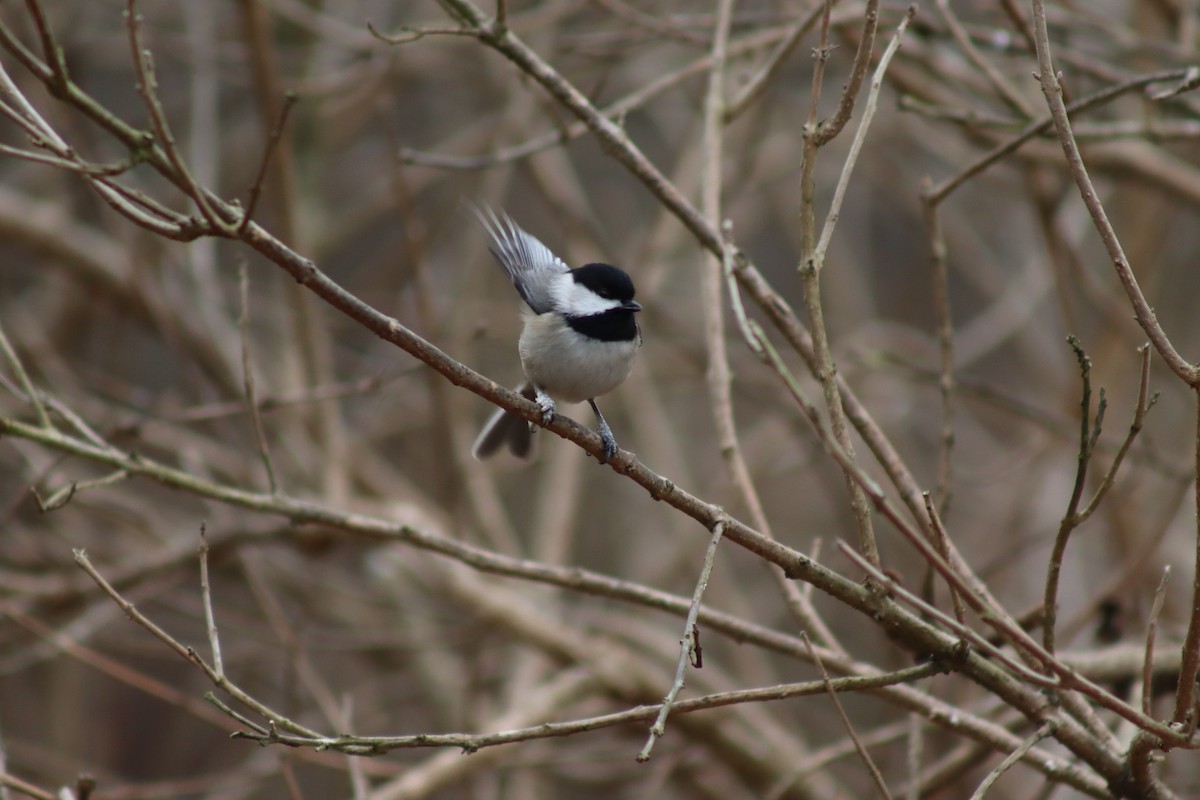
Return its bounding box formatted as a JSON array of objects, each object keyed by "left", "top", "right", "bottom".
[
  {"left": 590, "top": 402, "right": 619, "bottom": 463},
  {"left": 533, "top": 387, "right": 557, "bottom": 428},
  {"left": 596, "top": 425, "right": 618, "bottom": 464}
]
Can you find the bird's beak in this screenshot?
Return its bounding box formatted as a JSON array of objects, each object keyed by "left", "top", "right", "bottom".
[{"left": 624, "top": 300, "right": 643, "bottom": 312}]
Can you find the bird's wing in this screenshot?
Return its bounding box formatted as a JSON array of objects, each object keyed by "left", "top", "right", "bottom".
[{"left": 472, "top": 204, "right": 569, "bottom": 314}]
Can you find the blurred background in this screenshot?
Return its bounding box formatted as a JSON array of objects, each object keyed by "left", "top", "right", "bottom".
[{"left": 2, "top": 1, "right": 1200, "bottom": 797}]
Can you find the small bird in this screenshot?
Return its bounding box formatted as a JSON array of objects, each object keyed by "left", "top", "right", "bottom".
[{"left": 471, "top": 205, "right": 642, "bottom": 463}]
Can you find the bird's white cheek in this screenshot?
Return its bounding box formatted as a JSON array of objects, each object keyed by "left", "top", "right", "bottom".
[{"left": 552, "top": 280, "right": 620, "bottom": 315}]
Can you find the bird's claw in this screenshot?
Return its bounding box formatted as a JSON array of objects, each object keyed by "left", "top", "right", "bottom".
[
  {"left": 595, "top": 418, "right": 618, "bottom": 464},
  {"left": 533, "top": 388, "right": 557, "bottom": 427}
]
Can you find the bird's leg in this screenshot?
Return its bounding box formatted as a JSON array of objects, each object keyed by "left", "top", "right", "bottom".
[
  {"left": 532, "top": 386, "right": 557, "bottom": 428},
  {"left": 588, "top": 399, "right": 619, "bottom": 463}
]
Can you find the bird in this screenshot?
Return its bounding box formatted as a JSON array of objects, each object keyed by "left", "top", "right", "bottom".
[{"left": 470, "top": 205, "right": 642, "bottom": 463}]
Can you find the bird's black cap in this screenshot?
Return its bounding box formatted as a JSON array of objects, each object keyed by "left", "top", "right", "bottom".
[{"left": 571, "top": 263, "right": 637, "bottom": 304}]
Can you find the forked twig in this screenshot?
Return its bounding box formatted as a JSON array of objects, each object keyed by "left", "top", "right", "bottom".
[
  {"left": 814, "top": 5, "right": 916, "bottom": 264},
  {"left": 812, "top": 0, "right": 880, "bottom": 146},
  {"left": 0, "top": 321, "right": 50, "bottom": 430},
  {"left": 1075, "top": 344, "right": 1157, "bottom": 525},
  {"left": 125, "top": 0, "right": 228, "bottom": 234},
  {"left": 74, "top": 549, "right": 326, "bottom": 740}
]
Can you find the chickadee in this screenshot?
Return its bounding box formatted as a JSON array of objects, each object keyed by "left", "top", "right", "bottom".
[{"left": 471, "top": 205, "right": 642, "bottom": 463}]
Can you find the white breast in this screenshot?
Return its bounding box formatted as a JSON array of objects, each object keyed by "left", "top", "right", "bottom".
[{"left": 518, "top": 313, "right": 639, "bottom": 403}]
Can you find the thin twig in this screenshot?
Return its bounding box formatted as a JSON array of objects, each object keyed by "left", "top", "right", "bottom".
[
  {"left": 1126, "top": 566, "right": 1173, "bottom": 793},
  {"left": 238, "top": 263, "right": 279, "bottom": 495},
  {"left": 1075, "top": 343, "right": 1157, "bottom": 524},
  {"left": 923, "top": 493, "right": 965, "bottom": 624},
  {"left": 205, "top": 693, "right": 269, "bottom": 735},
  {"left": 90, "top": 179, "right": 201, "bottom": 239},
  {"left": 840, "top": 543, "right": 1185, "bottom": 744},
  {"left": 74, "top": 549, "right": 328, "bottom": 740},
  {"left": 198, "top": 524, "right": 224, "bottom": 678},
  {"left": 0, "top": 771, "right": 54, "bottom": 800},
  {"left": 1029, "top": 2, "right": 1197, "bottom": 386},
  {"left": 125, "top": 0, "right": 227, "bottom": 234},
  {"left": 921, "top": 195, "right": 955, "bottom": 513},
  {"left": 9, "top": 414, "right": 812, "bottom": 646},
  {"left": 238, "top": 92, "right": 298, "bottom": 234},
  {"left": 904, "top": 708, "right": 923, "bottom": 800},
  {"left": 932, "top": 0, "right": 1032, "bottom": 118},
  {"left": 697, "top": 0, "right": 748, "bottom": 553},
  {"left": 397, "top": 23, "right": 853, "bottom": 170},
  {"left": 1179, "top": 391, "right": 1200, "bottom": 729},
  {"left": 0, "top": 142, "right": 141, "bottom": 175},
  {"left": 75, "top": 550, "right": 211, "bottom": 668},
  {"left": 724, "top": 4, "right": 823, "bottom": 121},
  {"left": 638, "top": 520, "right": 725, "bottom": 762},
  {"left": 803, "top": 633, "right": 894, "bottom": 800},
  {"left": 814, "top": 5, "right": 916, "bottom": 264},
  {"left": 800, "top": 0, "right": 833, "bottom": 258},
  {"left": 812, "top": 0, "right": 880, "bottom": 146},
  {"left": 966, "top": 722, "right": 1055, "bottom": 800},
  {"left": 1143, "top": 566, "right": 1171, "bottom": 716},
  {"left": 366, "top": 21, "right": 473, "bottom": 44},
  {"left": 0, "top": 57, "right": 178, "bottom": 244},
  {"left": 721, "top": 220, "right": 761, "bottom": 359},
  {"left": 926, "top": 68, "right": 1195, "bottom": 206},
  {"left": 752, "top": 323, "right": 1140, "bottom": 775},
  {"left": 695, "top": 0, "right": 835, "bottom": 649},
  {"left": 0, "top": 42, "right": 68, "bottom": 150},
  {"left": 797, "top": 0, "right": 881, "bottom": 568},
  {"left": 841, "top": 545, "right": 1063, "bottom": 688},
  {"left": 1044, "top": 335, "right": 1103, "bottom": 655},
  {"left": 221, "top": 661, "right": 936, "bottom": 755},
  {"left": 751, "top": 328, "right": 1028, "bottom": 646},
  {"left": 31, "top": 469, "right": 129, "bottom": 512},
  {"left": 1149, "top": 66, "right": 1200, "bottom": 101},
  {"left": 0, "top": 321, "right": 50, "bottom": 429},
  {"left": 24, "top": 0, "right": 70, "bottom": 91}
]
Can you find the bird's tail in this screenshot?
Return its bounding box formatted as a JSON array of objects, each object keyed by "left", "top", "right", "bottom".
[{"left": 472, "top": 383, "right": 538, "bottom": 460}]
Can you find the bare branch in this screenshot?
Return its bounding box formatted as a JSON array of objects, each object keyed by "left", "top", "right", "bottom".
[
  {"left": 638, "top": 520, "right": 725, "bottom": 761},
  {"left": 1029, "top": 3, "right": 1197, "bottom": 386}
]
